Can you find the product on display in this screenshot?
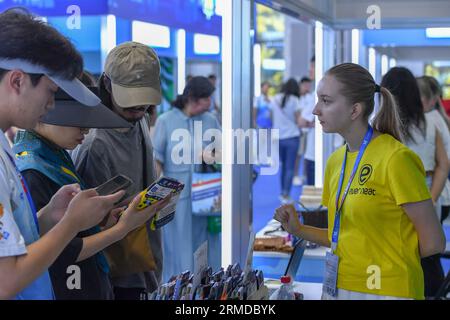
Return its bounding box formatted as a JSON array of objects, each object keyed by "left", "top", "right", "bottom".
[
  {"left": 269, "top": 276, "right": 296, "bottom": 300},
  {"left": 254, "top": 218, "right": 295, "bottom": 252},
  {"left": 136, "top": 176, "right": 185, "bottom": 230},
  {"left": 150, "top": 235, "right": 269, "bottom": 300},
  {"left": 265, "top": 239, "right": 307, "bottom": 300},
  {"left": 254, "top": 236, "right": 294, "bottom": 252},
  {"left": 149, "top": 263, "right": 269, "bottom": 300}
]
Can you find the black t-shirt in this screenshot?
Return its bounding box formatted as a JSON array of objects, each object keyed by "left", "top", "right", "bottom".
[{"left": 23, "top": 169, "right": 113, "bottom": 300}]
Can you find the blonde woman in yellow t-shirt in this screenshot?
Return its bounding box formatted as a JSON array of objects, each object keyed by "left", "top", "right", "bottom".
[{"left": 274, "top": 63, "right": 446, "bottom": 300}]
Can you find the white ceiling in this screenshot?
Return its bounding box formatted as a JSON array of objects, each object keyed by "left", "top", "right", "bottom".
[
  {"left": 268, "top": 0, "right": 450, "bottom": 29},
  {"left": 375, "top": 46, "right": 450, "bottom": 62},
  {"left": 264, "top": 0, "right": 450, "bottom": 61}
]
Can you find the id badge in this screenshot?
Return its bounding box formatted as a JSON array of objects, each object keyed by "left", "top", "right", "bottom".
[{"left": 323, "top": 252, "right": 339, "bottom": 297}]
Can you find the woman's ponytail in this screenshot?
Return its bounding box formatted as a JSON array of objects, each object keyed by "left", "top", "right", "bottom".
[
  {"left": 372, "top": 87, "right": 403, "bottom": 142},
  {"left": 326, "top": 63, "right": 404, "bottom": 142},
  {"left": 172, "top": 94, "right": 185, "bottom": 109}
]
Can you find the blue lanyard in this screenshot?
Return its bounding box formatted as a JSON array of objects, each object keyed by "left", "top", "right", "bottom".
[
  {"left": 4, "top": 151, "right": 40, "bottom": 234},
  {"left": 331, "top": 125, "right": 373, "bottom": 252}
]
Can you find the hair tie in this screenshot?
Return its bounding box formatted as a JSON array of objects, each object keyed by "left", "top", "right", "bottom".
[{"left": 375, "top": 84, "right": 381, "bottom": 93}]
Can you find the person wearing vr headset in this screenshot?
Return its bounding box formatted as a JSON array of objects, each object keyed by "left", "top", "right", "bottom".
[
  {"left": 0, "top": 9, "right": 165, "bottom": 300},
  {"left": 13, "top": 74, "right": 170, "bottom": 300}
]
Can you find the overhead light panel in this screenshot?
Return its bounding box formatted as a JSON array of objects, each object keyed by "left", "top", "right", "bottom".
[
  {"left": 194, "top": 33, "right": 220, "bottom": 55},
  {"left": 132, "top": 21, "right": 171, "bottom": 48},
  {"left": 426, "top": 28, "right": 450, "bottom": 38}
]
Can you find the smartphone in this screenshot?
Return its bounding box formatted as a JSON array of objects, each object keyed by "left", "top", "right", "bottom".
[
  {"left": 136, "top": 177, "right": 185, "bottom": 210},
  {"left": 135, "top": 177, "right": 185, "bottom": 229},
  {"left": 95, "top": 174, "right": 133, "bottom": 196}
]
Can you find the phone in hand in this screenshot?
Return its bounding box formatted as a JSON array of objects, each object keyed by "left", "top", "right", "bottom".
[
  {"left": 95, "top": 174, "right": 133, "bottom": 196},
  {"left": 136, "top": 177, "right": 184, "bottom": 210},
  {"left": 136, "top": 177, "right": 185, "bottom": 229}
]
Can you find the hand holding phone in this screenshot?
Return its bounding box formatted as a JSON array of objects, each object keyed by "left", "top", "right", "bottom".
[
  {"left": 135, "top": 177, "right": 185, "bottom": 229},
  {"left": 116, "top": 192, "right": 172, "bottom": 234}
]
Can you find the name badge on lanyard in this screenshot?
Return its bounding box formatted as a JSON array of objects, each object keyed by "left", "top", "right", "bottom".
[{"left": 322, "top": 126, "right": 373, "bottom": 298}]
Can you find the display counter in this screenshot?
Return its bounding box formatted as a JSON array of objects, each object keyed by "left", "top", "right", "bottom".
[
  {"left": 253, "top": 219, "right": 327, "bottom": 284},
  {"left": 264, "top": 279, "right": 323, "bottom": 300}
]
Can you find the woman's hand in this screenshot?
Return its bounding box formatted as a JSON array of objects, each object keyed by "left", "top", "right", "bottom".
[
  {"left": 275, "top": 204, "right": 331, "bottom": 247},
  {"left": 99, "top": 207, "right": 125, "bottom": 229},
  {"left": 44, "top": 184, "right": 81, "bottom": 224},
  {"left": 116, "top": 193, "right": 172, "bottom": 234},
  {"left": 63, "top": 189, "right": 126, "bottom": 232},
  {"left": 38, "top": 184, "right": 82, "bottom": 234},
  {"left": 274, "top": 204, "right": 303, "bottom": 236}
]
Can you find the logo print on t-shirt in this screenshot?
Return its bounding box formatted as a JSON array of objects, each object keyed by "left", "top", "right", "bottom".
[{"left": 359, "top": 164, "right": 373, "bottom": 185}]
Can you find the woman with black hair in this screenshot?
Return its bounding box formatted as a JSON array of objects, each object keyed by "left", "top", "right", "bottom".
[
  {"left": 381, "top": 67, "right": 449, "bottom": 298},
  {"left": 271, "top": 78, "right": 303, "bottom": 203},
  {"left": 152, "top": 76, "right": 221, "bottom": 282},
  {"left": 417, "top": 76, "right": 450, "bottom": 224},
  {"left": 381, "top": 68, "right": 448, "bottom": 218}
]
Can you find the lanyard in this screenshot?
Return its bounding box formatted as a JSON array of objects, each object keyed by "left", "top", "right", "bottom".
[
  {"left": 4, "top": 151, "right": 39, "bottom": 233},
  {"left": 331, "top": 125, "right": 373, "bottom": 252}
]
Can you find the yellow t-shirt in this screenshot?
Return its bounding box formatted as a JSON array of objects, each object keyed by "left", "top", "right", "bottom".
[{"left": 322, "top": 134, "right": 431, "bottom": 299}]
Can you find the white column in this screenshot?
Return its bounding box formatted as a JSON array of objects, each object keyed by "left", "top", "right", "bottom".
[
  {"left": 222, "top": 0, "right": 253, "bottom": 267},
  {"left": 100, "top": 15, "right": 117, "bottom": 69},
  {"left": 176, "top": 29, "right": 186, "bottom": 95},
  {"left": 314, "top": 21, "right": 324, "bottom": 188}
]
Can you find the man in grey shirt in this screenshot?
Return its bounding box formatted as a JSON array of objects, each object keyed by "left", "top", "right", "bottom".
[{"left": 72, "top": 42, "right": 163, "bottom": 299}]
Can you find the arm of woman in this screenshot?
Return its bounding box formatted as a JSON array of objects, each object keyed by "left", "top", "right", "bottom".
[
  {"left": 430, "top": 129, "right": 450, "bottom": 203},
  {"left": 76, "top": 193, "right": 171, "bottom": 262},
  {"left": 402, "top": 199, "right": 446, "bottom": 258},
  {"left": 437, "top": 99, "right": 450, "bottom": 131},
  {"left": 274, "top": 204, "right": 330, "bottom": 247},
  {"left": 76, "top": 225, "right": 126, "bottom": 262}
]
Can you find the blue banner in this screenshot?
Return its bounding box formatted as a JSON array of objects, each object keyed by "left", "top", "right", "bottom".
[
  {"left": 0, "top": 0, "right": 107, "bottom": 16},
  {"left": 363, "top": 29, "right": 450, "bottom": 47},
  {"left": 108, "top": 0, "right": 221, "bottom": 36},
  {"left": 0, "top": 1, "right": 221, "bottom": 36}
]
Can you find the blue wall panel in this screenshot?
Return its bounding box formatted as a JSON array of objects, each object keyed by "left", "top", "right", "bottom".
[{"left": 363, "top": 29, "right": 450, "bottom": 47}]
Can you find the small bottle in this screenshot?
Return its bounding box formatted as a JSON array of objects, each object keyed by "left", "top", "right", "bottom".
[{"left": 277, "top": 276, "right": 295, "bottom": 300}]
